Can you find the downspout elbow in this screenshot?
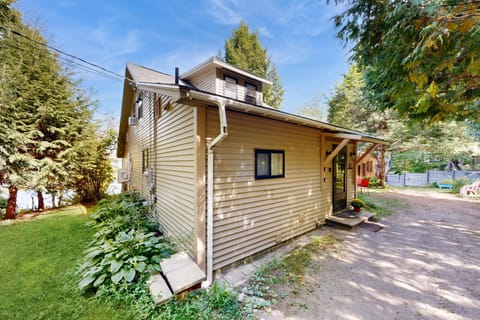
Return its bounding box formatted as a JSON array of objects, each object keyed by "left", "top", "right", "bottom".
[{"left": 208, "top": 100, "right": 228, "bottom": 150}]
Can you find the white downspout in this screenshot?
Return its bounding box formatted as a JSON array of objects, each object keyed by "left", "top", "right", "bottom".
[{"left": 205, "top": 100, "right": 228, "bottom": 287}]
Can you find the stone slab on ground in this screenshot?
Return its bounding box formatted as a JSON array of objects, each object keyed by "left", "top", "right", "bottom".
[
  {"left": 160, "top": 252, "right": 206, "bottom": 293},
  {"left": 146, "top": 273, "right": 173, "bottom": 304},
  {"left": 325, "top": 211, "right": 374, "bottom": 227}
]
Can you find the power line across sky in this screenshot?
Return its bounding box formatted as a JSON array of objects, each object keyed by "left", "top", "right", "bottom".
[{"left": 13, "top": 0, "right": 350, "bottom": 120}]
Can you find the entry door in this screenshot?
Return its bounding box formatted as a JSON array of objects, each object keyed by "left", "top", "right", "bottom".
[{"left": 332, "top": 146, "right": 347, "bottom": 212}]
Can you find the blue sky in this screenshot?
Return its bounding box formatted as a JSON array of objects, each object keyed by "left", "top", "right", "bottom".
[{"left": 14, "top": 0, "right": 350, "bottom": 120}]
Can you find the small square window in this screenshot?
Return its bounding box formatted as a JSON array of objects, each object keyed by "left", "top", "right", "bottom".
[
  {"left": 136, "top": 96, "right": 143, "bottom": 120},
  {"left": 255, "top": 149, "right": 285, "bottom": 179}
]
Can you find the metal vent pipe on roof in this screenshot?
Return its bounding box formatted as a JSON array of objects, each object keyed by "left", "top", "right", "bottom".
[{"left": 175, "top": 67, "right": 179, "bottom": 85}]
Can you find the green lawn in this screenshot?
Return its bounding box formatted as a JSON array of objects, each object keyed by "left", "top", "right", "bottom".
[{"left": 0, "top": 206, "right": 130, "bottom": 320}]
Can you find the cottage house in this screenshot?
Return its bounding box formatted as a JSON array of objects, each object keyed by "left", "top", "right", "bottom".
[{"left": 116, "top": 57, "right": 387, "bottom": 284}]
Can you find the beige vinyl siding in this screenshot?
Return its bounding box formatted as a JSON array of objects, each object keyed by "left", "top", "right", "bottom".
[
  {"left": 188, "top": 69, "right": 216, "bottom": 93},
  {"left": 124, "top": 92, "right": 197, "bottom": 255},
  {"left": 207, "top": 108, "right": 324, "bottom": 270},
  {"left": 124, "top": 92, "right": 154, "bottom": 196},
  {"left": 153, "top": 99, "right": 196, "bottom": 254},
  {"left": 322, "top": 140, "right": 335, "bottom": 217}
]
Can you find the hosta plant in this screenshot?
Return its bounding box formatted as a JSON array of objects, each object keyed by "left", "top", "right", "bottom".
[{"left": 76, "top": 192, "right": 175, "bottom": 291}]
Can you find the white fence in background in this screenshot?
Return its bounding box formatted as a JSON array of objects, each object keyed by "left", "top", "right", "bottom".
[{"left": 386, "top": 171, "right": 480, "bottom": 187}]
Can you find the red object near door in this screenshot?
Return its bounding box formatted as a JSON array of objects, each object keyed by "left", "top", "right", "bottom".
[
  {"left": 353, "top": 206, "right": 361, "bottom": 212},
  {"left": 360, "top": 178, "right": 369, "bottom": 187}
]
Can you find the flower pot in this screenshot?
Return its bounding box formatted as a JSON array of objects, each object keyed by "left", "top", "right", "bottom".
[{"left": 353, "top": 206, "right": 361, "bottom": 213}]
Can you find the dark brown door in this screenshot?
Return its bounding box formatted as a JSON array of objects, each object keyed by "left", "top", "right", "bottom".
[{"left": 333, "top": 146, "right": 347, "bottom": 212}]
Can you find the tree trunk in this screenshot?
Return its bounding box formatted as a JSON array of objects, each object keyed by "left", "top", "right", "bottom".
[
  {"left": 385, "top": 151, "right": 392, "bottom": 175},
  {"left": 51, "top": 193, "right": 56, "bottom": 209},
  {"left": 37, "top": 191, "right": 44, "bottom": 211},
  {"left": 4, "top": 186, "right": 17, "bottom": 219},
  {"left": 377, "top": 145, "right": 386, "bottom": 186},
  {"left": 58, "top": 189, "right": 64, "bottom": 208}
]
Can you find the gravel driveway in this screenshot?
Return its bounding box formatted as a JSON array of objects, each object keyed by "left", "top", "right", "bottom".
[{"left": 258, "top": 190, "right": 480, "bottom": 320}]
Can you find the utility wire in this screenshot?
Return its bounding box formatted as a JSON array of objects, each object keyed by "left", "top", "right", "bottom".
[
  {"left": 0, "top": 24, "right": 136, "bottom": 85},
  {"left": 1, "top": 39, "right": 123, "bottom": 82}
]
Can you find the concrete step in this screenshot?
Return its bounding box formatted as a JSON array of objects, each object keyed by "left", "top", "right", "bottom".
[
  {"left": 326, "top": 210, "right": 374, "bottom": 228},
  {"left": 147, "top": 252, "right": 206, "bottom": 304}
]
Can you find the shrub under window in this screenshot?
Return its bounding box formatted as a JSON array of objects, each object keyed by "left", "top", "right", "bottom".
[{"left": 255, "top": 149, "right": 285, "bottom": 179}]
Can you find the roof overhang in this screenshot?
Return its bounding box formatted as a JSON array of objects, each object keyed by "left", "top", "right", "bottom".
[
  {"left": 179, "top": 88, "right": 389, "bottom": 145},
  {"left": 117, "top": 80, "right": 389, "bottom": 158},
  {"left": 181, "top": 57, "right": 272, "bottom": 86}
]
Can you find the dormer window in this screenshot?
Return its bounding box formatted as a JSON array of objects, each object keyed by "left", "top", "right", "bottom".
[
  {"left": 245, "top": 83, "right": 257, "bottom": 104},
  {"left": 224, "top": 75, "right": 237, "bottom": 99}
]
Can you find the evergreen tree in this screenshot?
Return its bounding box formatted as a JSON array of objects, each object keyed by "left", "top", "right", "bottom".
[
  {"left": 0, "top": 1, "right": 111, "bottom": 217},
  {"left": 0, "top": 5, "right": 39, "bottom": 218},
  {"left": 224, "top": 21, "right": 284, "bottom": 109}
]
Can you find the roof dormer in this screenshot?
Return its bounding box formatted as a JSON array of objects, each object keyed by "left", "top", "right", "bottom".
[{"left": 181, "top": 57, "right": 272, "bottom": 107}]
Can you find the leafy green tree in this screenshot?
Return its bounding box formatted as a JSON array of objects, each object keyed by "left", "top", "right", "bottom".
[
  {"left": 63, "top": 127, "right": 115, "bottom": 203},
  {"left": 327, "top": 64, "right": 392, "bottom": 138},
  {"left": 298, "top": 95, "right": 327, "bottom": 121},
  {"left": 327, "top": 63, "right": 476, "bottom": 175},
  {"left": 329, "top": 0, "right": 480, "bottom": 122},
  {"left": 224, "top": 21, "right": 284, "bottom": 108}
]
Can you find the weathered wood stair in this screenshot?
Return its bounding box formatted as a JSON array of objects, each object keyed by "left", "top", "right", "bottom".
[{"left": 147, "top": 252, "right": 206, "bottom": 304}]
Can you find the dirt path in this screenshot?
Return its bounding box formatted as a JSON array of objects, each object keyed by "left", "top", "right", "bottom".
[{"left": 258, "top": 190, "right": 480, "bottom": 320}]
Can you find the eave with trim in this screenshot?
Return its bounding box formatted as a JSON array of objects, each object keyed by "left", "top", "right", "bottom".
[{"left": 117, "top": 65, "right": 389, "bottom": 158}]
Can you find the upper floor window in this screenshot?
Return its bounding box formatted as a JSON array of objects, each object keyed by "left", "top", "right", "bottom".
[
  {"left": 245, "top": 83, "right": 257, "bottom": 104},
  {"left": 224, "top": 75, "right": 237, "bottom": 99}
]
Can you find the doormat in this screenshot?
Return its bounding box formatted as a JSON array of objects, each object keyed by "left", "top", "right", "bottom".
[
  {"left": 335, "top": 210, "right": 358, "bottom": 219},
  {"left": 359, "top": 221, "right": 384, "bottom": 232}
]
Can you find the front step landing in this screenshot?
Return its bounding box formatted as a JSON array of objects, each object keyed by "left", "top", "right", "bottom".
[
  {"left": 147, "top": 252, "right": 206, "bottom": 304},
  {"left": 326, "top": 211, "right": 374, "bottom": 228}
]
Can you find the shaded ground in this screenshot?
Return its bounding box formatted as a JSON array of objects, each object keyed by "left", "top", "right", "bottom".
[{"left": 257, "top": 189, "right": 480, "bottom": 320}]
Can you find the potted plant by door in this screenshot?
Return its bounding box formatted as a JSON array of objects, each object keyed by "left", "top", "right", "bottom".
[{"left": 351, "top": 198, "right": 366, "bottom": 213}]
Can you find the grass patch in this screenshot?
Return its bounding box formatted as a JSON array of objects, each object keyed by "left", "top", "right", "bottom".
[
  {"left": 359, "top": 193, "right": 407, "bottom": 219},
  {"left": 0, "top": 206, "right": 129, "bottom": 320}
]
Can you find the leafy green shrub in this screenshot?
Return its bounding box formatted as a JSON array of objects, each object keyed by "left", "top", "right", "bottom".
[
  {"left": 351, "top": 198, "right": 367, "bottom": 208},
  {"left": 76, "top": 192, "right": 175, "bottom": 291},
  {"left": 157, "top": 283, "right": 243, "bottom": 320},
  {"left": 0, "top": 198, "right": 7, "bottom": 209},
  {"left": 0, "top": 197, "right": 7, "bottom": 219},
  {"left": 368, "top": 176, "right": 382, "bottom": 187},
  {"left": 452, "top": 178, "right": 470, "bottom": 193}
]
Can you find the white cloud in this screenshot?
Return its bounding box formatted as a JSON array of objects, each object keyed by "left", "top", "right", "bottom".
[
  {"left": 258, "top": 26, "right": 272, "bottom": 38},
  {"left": 206, "top": 0, "right": 242, "bottom": 25}
]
